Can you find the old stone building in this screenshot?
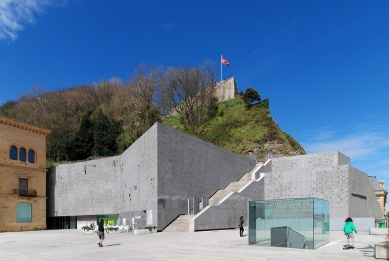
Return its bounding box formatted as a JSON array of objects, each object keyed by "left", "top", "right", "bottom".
[{"left": 0, "top": 116, "right": 50, "bottom": 232}]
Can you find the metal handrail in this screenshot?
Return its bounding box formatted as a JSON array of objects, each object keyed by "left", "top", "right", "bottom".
[{"left": 13, "top": 189, "right": 37, "bottom": 197}]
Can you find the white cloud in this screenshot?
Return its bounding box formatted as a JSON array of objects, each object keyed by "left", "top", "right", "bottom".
[
  {"left": 303, "top": 132, "right": 389, "bottom": 159},
  {"left": 300, "top": 120, "right": 389, "bottom": 178},
  {"left": 0, "top": 0, "right": 53, "bottom": 40}
]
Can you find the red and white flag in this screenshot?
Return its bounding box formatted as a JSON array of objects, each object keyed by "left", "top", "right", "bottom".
[{"left": 221, "top": 56, "right": 230, "bottom": 66}]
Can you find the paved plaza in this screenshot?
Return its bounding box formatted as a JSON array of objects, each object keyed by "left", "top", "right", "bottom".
[{"left": 0, "top": 229, "right": 385, "bottom": 260}]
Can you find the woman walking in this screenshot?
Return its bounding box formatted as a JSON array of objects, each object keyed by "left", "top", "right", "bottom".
[{"left": 239, "top": 216, "right": 244, "bottom": 237}]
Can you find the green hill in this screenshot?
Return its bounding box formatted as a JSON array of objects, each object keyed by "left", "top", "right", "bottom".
[{"left": 163, "top": 95, "right": 305, "bottom": 163}]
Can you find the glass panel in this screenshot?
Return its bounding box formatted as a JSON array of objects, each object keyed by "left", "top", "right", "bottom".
[
  {"left": 69, "top": 216, "right": 77, "bottom": 229},
  {"left": 96, "top": 214, "right": 118, "bottom": 226},
  {"left": 19, "top": 179, "right": 28, "bottom": 190},
  {"left": 16, "top": 203, "right": 32, "bottom": 222},
  {"left": 19, "top": 147, "right": 26, "bottom": 162},
  {"left": 10, "top": 146, "right": 17, "bottom": 160},
  {"left": 28, "top": 149, "right": 35, "bottom": 163},
  {"left": 248, "top": 198, "right": 330, "bottom": 250}
]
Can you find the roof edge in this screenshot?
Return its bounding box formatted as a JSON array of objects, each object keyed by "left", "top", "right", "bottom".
[{"left": 0, "top": 115, "right": 51, "bottom": 136}]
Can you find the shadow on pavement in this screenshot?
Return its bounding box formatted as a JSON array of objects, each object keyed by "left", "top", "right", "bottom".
[{"left": 104, "top": 244, "right": 122, "bottom": 247}]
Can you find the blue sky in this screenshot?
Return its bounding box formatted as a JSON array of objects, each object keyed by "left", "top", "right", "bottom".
[{"left": 1, "top": 0, "right": 389, "bottom": 182}]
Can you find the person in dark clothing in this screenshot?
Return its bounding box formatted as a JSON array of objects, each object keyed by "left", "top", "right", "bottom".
[
  {"left": 97, "top": 219, "right": 106, "bottom": 247},
  {"left": 239, "top": 216, "right": 244, "bottom": 237}
]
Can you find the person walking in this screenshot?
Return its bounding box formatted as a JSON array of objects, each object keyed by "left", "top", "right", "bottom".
[
  {"left": 344, "top": 217, "right": 357, "bottom": 248},
  {"left": 239, "top": 216, "right": 244, "bottom": 237},
  {"left": 97, "top": 219, "right": 106, "bottom": 247}
]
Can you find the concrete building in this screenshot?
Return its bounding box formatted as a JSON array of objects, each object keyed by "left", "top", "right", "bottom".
[
  {"left": 0, "top": 115, "right": 51, "bottom": 232},
  {"left": 368, "top": 176, "right": 387, "bottom": 217},
  {"left": 47, "top": 123, "right": 255, "bottom": 230},
  {"left": 47, "top": 123, "right": 382, "bottom": 231}
]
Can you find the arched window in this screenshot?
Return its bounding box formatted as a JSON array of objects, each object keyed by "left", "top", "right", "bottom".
[
  {"left": 28, "top": 149, "right": 35, "bottom": 163},
  {"left": 10, "top": 146, "right": 17, "bottom": 160},
  {"left": 19, "top": 147, "right": 26, "bottom": 162},
  {"left": 16, "top": 203, "right": 32, "bottom": 222}
]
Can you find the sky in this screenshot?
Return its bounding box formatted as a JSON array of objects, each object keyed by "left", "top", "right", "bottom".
[{"left": 1, "top": 0, "right": 389, "bottom": 182}]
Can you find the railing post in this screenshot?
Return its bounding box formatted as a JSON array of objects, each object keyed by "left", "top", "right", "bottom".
[{"left": 193, "top": 198, "right": 199, "bottom": 215}]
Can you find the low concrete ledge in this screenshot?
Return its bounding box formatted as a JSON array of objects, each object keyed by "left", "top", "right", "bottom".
[
  {"left": 375, "top": 243, "right": 389, "bottom": 259},
  {"left": 370, "top": 228, "right": 389, "bottom": 235}
]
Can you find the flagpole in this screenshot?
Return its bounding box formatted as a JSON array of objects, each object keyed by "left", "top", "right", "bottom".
[{"left": 220, "top": 55, "right": 222, "bottom": 82}]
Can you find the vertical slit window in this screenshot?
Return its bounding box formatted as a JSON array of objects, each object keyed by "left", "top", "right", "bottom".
[
  {"left": 20, "top": 147, "right": 26, "bottom": 162},
  {"left": 10, "top": 146, "right": 17, "bottom": 160},
  {"left": 28, "top": 149, "right": 35, "bottom": 163}
]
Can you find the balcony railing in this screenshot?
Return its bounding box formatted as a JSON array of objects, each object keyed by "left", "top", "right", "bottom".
[{"left": 13, "top": 189, "right": 37, "bottom": 197}]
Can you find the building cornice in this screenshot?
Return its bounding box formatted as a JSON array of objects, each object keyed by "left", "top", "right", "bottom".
[
  {"left": 0, "top": 116, "right": 51, "bottom": 136},
  {"left": 0, "top": 163, "right": 47, "bottom": 171}
]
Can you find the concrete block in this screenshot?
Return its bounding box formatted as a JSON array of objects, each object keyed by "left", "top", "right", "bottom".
[
  {"left": 370, "top": 228, "right": 388, "bottom": 235},
  {"left": 375, "top": 244, "right": 389, "bottom": 259}
]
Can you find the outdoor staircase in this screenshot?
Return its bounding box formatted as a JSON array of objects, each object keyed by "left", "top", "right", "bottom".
[
  {"left": 162, "top": 164, "right": 263, "bottom": 232},
  {"left": 162, "top": 214, "right": 194, "bottom": 232},
  {"left": 208, "top": 171, "right": 254, "bottom": 206}
]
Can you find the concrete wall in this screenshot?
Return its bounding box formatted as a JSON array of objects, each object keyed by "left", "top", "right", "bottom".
[
  {"left": 118, "top": 123, "right": 158, "bottom": 229},
  {"left": 156, "top": 123, "right": 256, "bottom": 229},
  {"left": 191, "top": 174, "right": 265, "bottom": 231},
  {"left": 265, "top": 152, "right": 349, "bottom": 218},
  {"left": 47, "top": 123, "right": 255, "bottom": 230},
  {"left": 264, "top": 151, "right": 381, "bottom": 219},
  {"left": 47, "top": 156, "right": 122, "bottom": 217},
  {"left": 349, "top": 167, "right": 382, "bottom": 218},
  {"left": 47, "top": 124, "right": 159, "bottom": 229},
  {"left": 191, "top": 162, "right": 268, "bottom": 231},
  {"left": 330, "top": 217, "right": 374, "bottom": 231}
]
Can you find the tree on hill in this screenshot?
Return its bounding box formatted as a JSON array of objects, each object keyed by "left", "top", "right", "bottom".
[
  {"left": 243, "top": 88, "right": 261, "bottom": 105},
  {"left": 66, "top": 112, "right": 94, "bottom": 161},
  {"left": 159, "top": 61, "right": 217, "bottom": 133},
  {"left": 92, "top": 108, "right": 121, "bottom": 156}
]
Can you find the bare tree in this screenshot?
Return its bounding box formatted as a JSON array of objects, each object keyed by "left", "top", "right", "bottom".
[{"left": 159, "top": 61, "right": 216, "bottom": 132}]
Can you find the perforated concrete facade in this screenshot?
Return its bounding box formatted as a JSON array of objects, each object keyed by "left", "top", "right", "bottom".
[
  {"left": 47, "top": 123, "right": 255, "bottom": 230},
  {"left": 156, "top": 123, "right": 255, "bottom": 228},
  {"left": 264, "top": 151, "right": 382, "bottom": 219}
]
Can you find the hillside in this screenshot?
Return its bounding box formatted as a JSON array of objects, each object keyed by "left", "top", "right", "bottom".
[
  {"left": 0, "top": 77, "right": 305, "bottom": 164},
  {"left": 163, "top": 95, "right": 305, "bottom": 163}
]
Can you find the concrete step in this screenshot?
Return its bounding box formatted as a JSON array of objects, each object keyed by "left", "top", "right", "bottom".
[{"left": 163, "top": 215, "right": 194, "bottom": 232}]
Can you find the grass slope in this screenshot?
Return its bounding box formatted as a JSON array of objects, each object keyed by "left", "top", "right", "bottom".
[{"left": 163, "top": 96, "right": 305, "bottom": 163}]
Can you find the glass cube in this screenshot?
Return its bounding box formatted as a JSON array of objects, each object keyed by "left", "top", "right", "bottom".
[{"left": 248, "top": 197, "right": 329, "bottom": 249}]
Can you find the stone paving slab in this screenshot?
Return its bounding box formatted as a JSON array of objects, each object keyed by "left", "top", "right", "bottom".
[{"left": 0, "top": 229, "right": 385, "bottom": 260}]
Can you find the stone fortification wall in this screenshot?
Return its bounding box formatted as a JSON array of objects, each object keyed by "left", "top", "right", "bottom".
[
  {"left": 214, "top": 77, "right": 237, "bottom": 102},
  {"left": 156, "top": 123, "right": 256, "bottom": 229},
  {"left": 169, "top": 77, "right": 237, "bottom": 116}
]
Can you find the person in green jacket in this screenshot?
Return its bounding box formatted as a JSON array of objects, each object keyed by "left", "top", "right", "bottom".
[{"left": 344, "top": 217, "right": 357, "bottom": 248}]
